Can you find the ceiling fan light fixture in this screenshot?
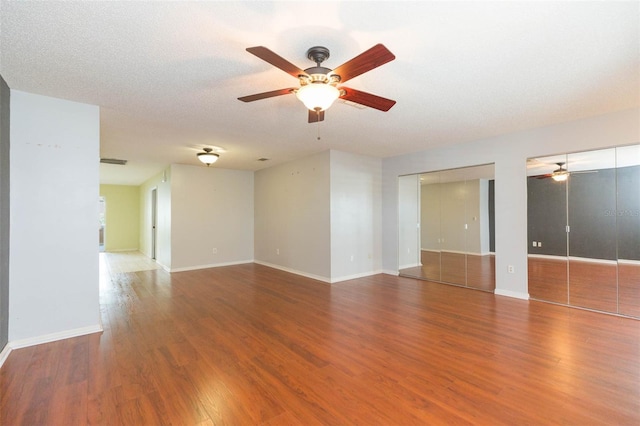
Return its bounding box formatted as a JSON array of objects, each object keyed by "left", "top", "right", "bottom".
[
  {"left": 295, "top": 83, "right": 340, "bottom": 112},
  {"left": 197, "top": 148, "right": 220, "bottom": 166},
  {"left": 552, "top": 171, "right": 568, "bottom": 182}
]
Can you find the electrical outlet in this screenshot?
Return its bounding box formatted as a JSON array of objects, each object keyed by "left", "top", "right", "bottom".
[
  {"left": 350, "top": 255, "right": 354, "bottom": 262},
  {"left": 508, "top": 265, "right": 515, "bottom": 274},
  {"left": 212, "top": 248, "right": 217, "bottom": 254},
  {"left": 276, "top": 248, "right": 280, "bottom": 255},
  {"left": 532, "top": 241, "right": 537, "bottom": 247},
  {"left": 538, "top": 242, "right": 542, "bottom": 247}
]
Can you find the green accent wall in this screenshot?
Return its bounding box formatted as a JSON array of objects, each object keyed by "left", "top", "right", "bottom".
[{"left": 100, "top": 184, "right": 140, "bottom": 251}]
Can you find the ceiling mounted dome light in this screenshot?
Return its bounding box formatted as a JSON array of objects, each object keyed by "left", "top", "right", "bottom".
[
  {"left": 295, "top": 82, "right": 340, "bottom": 112},
  {"left": 197, "top": 147, "right": 219, "bottom": 166}
]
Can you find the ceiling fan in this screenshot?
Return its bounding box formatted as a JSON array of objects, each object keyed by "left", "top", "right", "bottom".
[
  {"left": 238, "top": 44, "right": 396, "bottom": 123},
  {"left": 535, "top": 162, "right": 597, "bottom": 182}
]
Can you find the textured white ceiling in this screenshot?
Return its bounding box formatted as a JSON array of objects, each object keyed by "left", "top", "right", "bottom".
[{"left": 1, "top": 1, "right": 638, "bottom": 185}]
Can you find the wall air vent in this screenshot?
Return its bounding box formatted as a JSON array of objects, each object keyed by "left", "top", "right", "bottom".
[
  {"left": 100, "top": 158, "right": 128, "bottom": 165},
  {"left": 257, "top": 158, "right": 270, "bottom": 162}
]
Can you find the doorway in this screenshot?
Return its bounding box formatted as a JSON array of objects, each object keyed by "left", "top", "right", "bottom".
[{"left": 98, "top": 196, "right": 105, "bottom": 252}]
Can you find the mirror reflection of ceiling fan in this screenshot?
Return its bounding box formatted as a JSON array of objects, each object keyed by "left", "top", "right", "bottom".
[
  {"left": 238, "top": 44, "right": 396, "bottom": 123},
  {"left": 536, "top": 162, "right": 597, "bottom": 182}
]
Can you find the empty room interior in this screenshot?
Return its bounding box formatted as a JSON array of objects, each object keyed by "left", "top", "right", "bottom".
[{"left": 0, "top": 1, "right": 639, "bottom": 425}]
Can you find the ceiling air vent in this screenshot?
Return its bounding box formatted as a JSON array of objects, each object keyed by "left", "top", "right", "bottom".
[{"left": 100, "top": 158, "right": 127, "bottom": 165}]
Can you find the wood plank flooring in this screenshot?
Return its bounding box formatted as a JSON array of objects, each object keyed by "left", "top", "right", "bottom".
[
  {"left": 1, "top": 262, "right": 639, "bottom": 425},
  {"left": 400, "top": 251, "right": 495, "bottom": 291},
  {"left": 529, "top": 256, "right": 640, "bottom": 317}
]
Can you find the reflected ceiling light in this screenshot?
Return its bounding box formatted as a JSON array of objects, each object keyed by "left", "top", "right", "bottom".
[
  {"left": 551, "top": 171, "right": 569, "bottom": 182},
  {"left": 295, "top": 82, "right": 340, "bottom": 112},
  {"left": 197, "top": 148, "right": 219, "bottom": 166}
]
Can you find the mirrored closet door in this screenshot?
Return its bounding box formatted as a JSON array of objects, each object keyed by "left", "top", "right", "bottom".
[
  {"left": 399, "top": 164, "right": 495, "bottom": 292},
  {"left": 527, "top": 144, "right": 640, "bottom": 317}
]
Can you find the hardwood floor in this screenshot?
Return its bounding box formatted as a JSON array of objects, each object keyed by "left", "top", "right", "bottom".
[
  {"left": 528, "top": 256, "right": 569, "bottom": 304},
  {"left": 1, "top": 263, "right": 639, "bottom": 424},
  {"left": 620, "top": 262, "right": 640, "bottom": 317},
  {"left": 400, "top": 251, "right": 495, "bottom": 291},
  {"left": 529, "top": 256, "right": 640, "bottom": 317}
]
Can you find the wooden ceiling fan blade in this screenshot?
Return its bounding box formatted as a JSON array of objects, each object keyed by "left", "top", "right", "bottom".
[
  {"left": 246, "top": 46, "right": 307, "bottom": 78},
  {"left": 308, "top": 110, "right": 325, "bottom": 123},
  {"left": 332, "top": 44, "right": 395, "bottom": 83},
  {"left": 340, "top": 87, "right": 396, "bottom": 111},
  {"left": 238, "top": 88, "right": 295, "bottom": 102}
]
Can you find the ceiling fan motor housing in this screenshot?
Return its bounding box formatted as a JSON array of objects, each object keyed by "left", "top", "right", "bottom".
[{"left": 302, "top": 46, "right": 341, "bottom": 85}]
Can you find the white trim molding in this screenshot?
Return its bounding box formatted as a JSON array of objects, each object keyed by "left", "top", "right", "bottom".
[
  {"left": 253, "top": 261, "right": 331, "bottom": 284},
  {"left": 494, "top": 288, "right": 530, "bottom": 300},
  {"left": 568, "top": 256, "right": 618, "bottom": 265},
  {"left": 7, "top": 323, "right": 103, "bottom": 351},
  {"left": 330, "top": 270, "right": 384, "bottom": 284},
  {"left": 170, "top": 259, "right": 253, "bottom": 273},
  {"left": 527, "top": 254, "right": 567, "bottom": 260},
  {"left": 0, "top": 344, "right": 11, "bottom": 369},
  {"left": 618, "top": 259, "right": 640, "bottom": 266}
]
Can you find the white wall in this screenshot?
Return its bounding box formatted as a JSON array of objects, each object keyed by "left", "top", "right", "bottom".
[
  {"left": 420, "top": 183, "right": 440, "bottom": 251},
  {"left": 440, "top": 181, "right": 467, "bottom": 253},
  {"left": 330, "top": 150, "right": 382, "bottom": 282},
  {"left": 398, "top": 174, "right": 420, "bottom": 269},
  {"left": 139, "top": 168, "right": 171, "bottom": 269},
  {"left": 383, "top": 108, "right": 640, "bottom": 300},
  {"left": 254, "top": 151, "right": 331, "bottom": 281},
  {"left": 419, "top": 179, "right": 490, "bottom": 255},
  {"left": 170, "top": 164, "right": 253, "bottom": 271},
  {"left": 9, "top": 91, "right": 100, "bottom": 342}
]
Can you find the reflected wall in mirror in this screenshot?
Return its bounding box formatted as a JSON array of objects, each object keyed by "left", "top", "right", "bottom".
[
  {"left": 527, "top": 144, "right": 640, "bottom": 318},
  {"left": 399, "top": 164, "right": 495, "bottom": 292}
]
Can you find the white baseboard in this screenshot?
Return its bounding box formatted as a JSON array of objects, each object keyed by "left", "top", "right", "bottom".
[
  {"left": 170, "top": 259, "right": 253, "bottom": 273},
  {"left": 330, "top": 270, "right": 384, "bottom": 284},
  {"left": 568, "top": 256, "right": 617, "bottom": 265},
  {"left": 104, "top": 248, "right": 140, "bottom": 253},
  {"left": 8, "top": 323, "right": 103, "bottom": 351},
  {"left": 494, "top": 288, "right": 530, "bottom": 300},
  {"left": 399, "top": 262, "right": 421, "bottom": 269},
  {"left": 0, "top": 344, "right": 11, "bottom": 369},
  {"left": 382, "top": 269, "right": 399, "bottom": 276},
  {"left": 254, "top": 262, "right": 384, "bottom": 284},
  {"left": 527, "top": 254, "right": 566, "bottom": 260},
  {"left": 440, "top": 250, "right": 466, "bottom": 255},
  {"left": 253, "top": 260, "right": 331, "bottom": 284}
]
